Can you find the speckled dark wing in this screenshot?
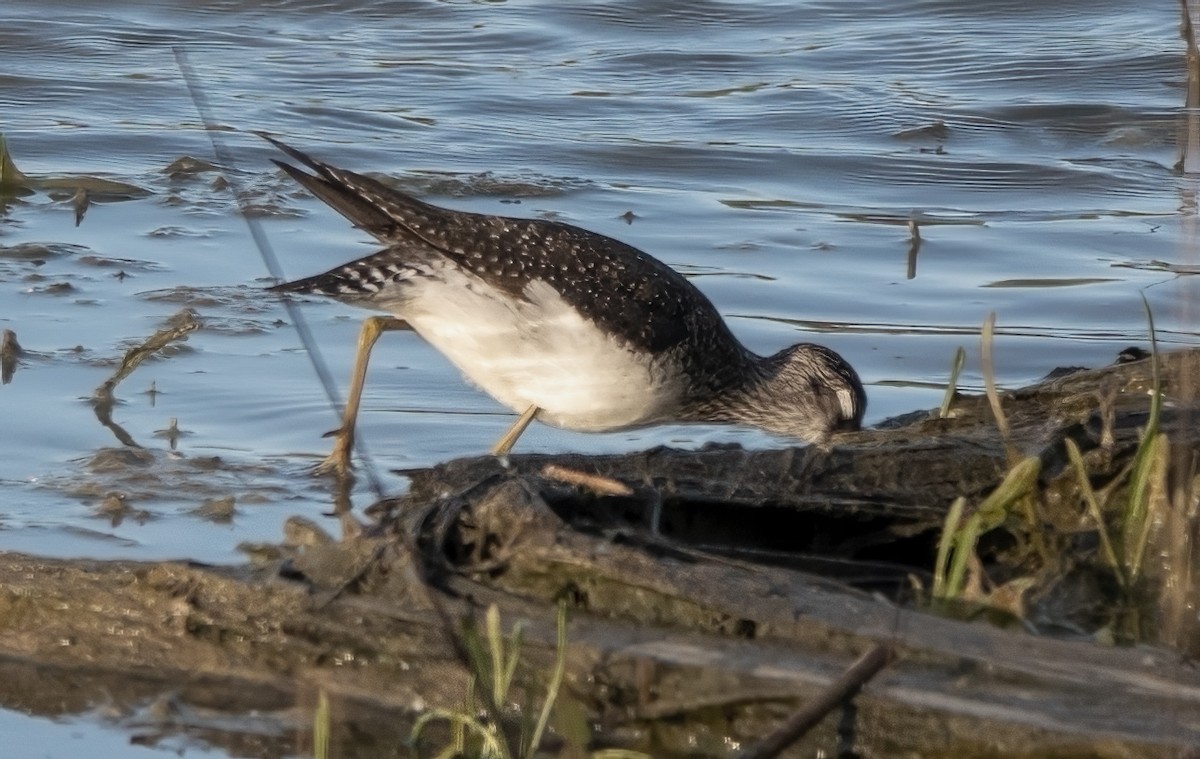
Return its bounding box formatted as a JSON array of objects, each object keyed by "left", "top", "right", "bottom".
[{"left": 263, "top": 135, "right": 748, "bottom": 373}]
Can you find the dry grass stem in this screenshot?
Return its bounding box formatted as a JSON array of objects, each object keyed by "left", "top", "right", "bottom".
[{"left": 541, "top": 465, "right": 634, "bottom": 497}]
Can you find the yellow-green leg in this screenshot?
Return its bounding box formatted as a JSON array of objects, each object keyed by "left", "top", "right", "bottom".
[
  {"left": 315, "top": 315, "right": 410, "bottom": 477},
  {"left": 490, "top": 404, "right": 539, "bottom": 458}
]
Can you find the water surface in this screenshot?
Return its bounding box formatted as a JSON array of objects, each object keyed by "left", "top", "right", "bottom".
[
  {"left": 2, "top": 3, "right": 1199, "bottom": 750},
  {"left": 3, "top": 0, "right": 1195, "bottom": 564}
]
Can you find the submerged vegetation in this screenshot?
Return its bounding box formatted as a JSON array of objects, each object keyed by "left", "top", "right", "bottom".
[
  {"left": 0, "top": 132, "right": 148, "bottom": 202},
  {"left": 0, "top": 134, "right": 29, "bottom": 189}
]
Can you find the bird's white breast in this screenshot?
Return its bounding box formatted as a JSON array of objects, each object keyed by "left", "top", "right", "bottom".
[{"left": 397, "top": 271, "right": 683, "bottom": 431}]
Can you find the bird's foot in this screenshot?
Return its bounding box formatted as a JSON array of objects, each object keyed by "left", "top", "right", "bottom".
[{"left": 311, "top": 428, "right": 355, "bottom": 480}]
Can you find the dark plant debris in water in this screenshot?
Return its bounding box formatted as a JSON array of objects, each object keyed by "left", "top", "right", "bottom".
[
  {"left": 93, "top": 308, "right": 201, "bottom": 398},
  {"left": 1, "top": 328, "right": 22, "bottom": 384},
  {"left": 0, "top": 132, "right": 149, "bottom": 204}
]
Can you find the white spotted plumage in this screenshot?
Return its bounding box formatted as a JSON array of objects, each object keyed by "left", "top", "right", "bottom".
[{"left": 264, "top": 134, "right": 868, "bottom": 446}]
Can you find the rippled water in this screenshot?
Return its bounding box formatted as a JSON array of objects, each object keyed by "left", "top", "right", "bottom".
[
  {"left": 2, "top": 0, "right": 1197, "bottom": 754},
  {"left": 2, "top": 0, "right": 1195, "bottom": 564},
  {"left": 4, "top": 0, "right": 1195, "bottom": 564}
]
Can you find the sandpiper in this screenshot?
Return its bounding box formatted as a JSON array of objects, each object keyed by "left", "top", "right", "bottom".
[{"left": 263, "top": 135, "right": 866, "bottom": 476}]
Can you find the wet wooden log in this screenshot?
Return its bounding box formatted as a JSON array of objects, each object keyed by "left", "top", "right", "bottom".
[
  {"left": 0, "top": 349, "right": 1196, "bottom": 757},
  {"left": 386, "top": 349, "right": 1200, "bottom": 609},
  {"left": 0, "top": 508, "right": 1198, "bottom": 757},
  {"left": 399, "top": 349, "right": 1199, "bottom": 525}
]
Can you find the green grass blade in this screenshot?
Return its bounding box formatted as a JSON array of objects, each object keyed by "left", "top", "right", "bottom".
[
  {"left": 933, "top": 458, "right": 1038, "bottom": 603},
  {"left": 462, "top": 622, "right": 491, "bottom": 695},
  {"left": 945, "top": 512, "right": 983, "bottom": 599},
  {"left": 933, "top": 497, "right": 967, "bottom": 599},
  {"left": 412, "top": 710, "right": 504, "bottom": 758},
  {"left": 975, "top": 456, "right": 1041, "bottom": 529},
  {"left": 527, "top": 600, "right": 569, "bottom": 757},
  {"left": 501, "top": 620, "right": 524, "bottom": 701},
  {"left": 313, "top": 689, "right": 330, "bottom": 759},
  {"left": 1123, "top": 295, "right": 1163, "bottom": 577},
  {"left": 486, "top": 605, "right": 505, "bottom": 704},
  {"left": 1064, "top": 438, "right": 1124, "bottom": 586},
  {"left": 981, "top": 312, "right": 1016, "bottom": 464},
  {"left": 940, "top": 346, "right": 966, "bottom": 418},
  {"left": 455, "top": 677, "right": 474, "bottom": 755},
  {"left": 1129, "top": 433, "right": 1168, "bottom": 584}
]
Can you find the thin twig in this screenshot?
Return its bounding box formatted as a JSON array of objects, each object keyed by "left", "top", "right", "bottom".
[
  {"left": 735, "top": 644, "right": 894, "bottom": 759},
  {"left": 541, "top": 464, "right": 634, "bottom": 497}
]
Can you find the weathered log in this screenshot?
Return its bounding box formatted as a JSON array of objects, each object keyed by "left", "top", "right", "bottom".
[
  {"left": 387, "top": 349, "right": 1199, "bottom": 622},
  {"left": 0, "top": 349, "right": 1196, "bottom": 757}
]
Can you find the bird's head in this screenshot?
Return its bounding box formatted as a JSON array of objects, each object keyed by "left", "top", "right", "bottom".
[{"left": 736, "top": 343, "right": 866, "bottom": 443}]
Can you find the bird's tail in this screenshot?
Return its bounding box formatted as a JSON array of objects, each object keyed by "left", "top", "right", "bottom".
[{"left": 257, "top": 132, "right": 436, "bottom": 243}]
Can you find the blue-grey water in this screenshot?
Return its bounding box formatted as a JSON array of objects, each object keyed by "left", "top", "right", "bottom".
[{"left": 1, "top": 0, "right": 1197, "bottom": 754}]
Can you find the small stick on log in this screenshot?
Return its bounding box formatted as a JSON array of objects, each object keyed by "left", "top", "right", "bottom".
[
  {"left": 541, "top": 464, "right": 634, "bottom": 497},
  {"left": 735, "top": 643, "right": 894, "bottom": 759}
]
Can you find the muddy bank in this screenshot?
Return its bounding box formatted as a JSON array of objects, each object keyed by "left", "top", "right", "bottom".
[{"left": 0, "top": 349, "right": 1198, "bottom": 757}]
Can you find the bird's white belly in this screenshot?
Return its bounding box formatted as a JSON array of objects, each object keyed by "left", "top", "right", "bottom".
[{"left": 400, "top": 276, "right": 681, "bottom": 431}]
